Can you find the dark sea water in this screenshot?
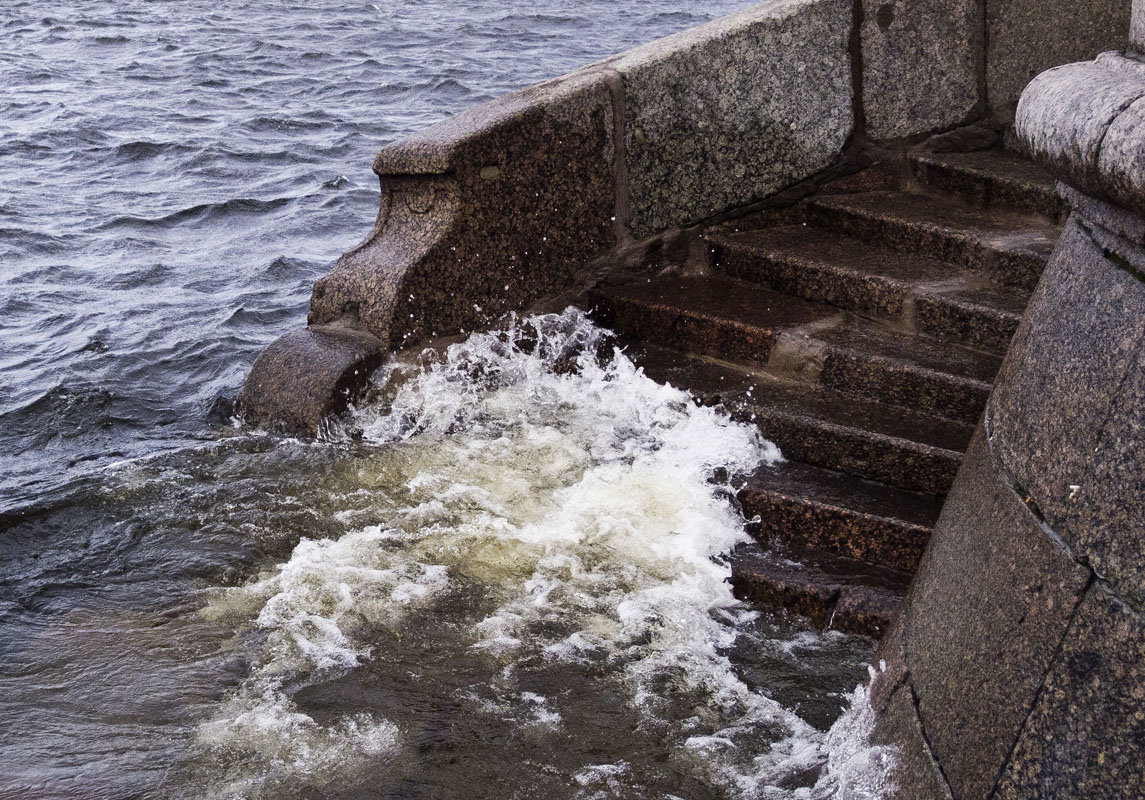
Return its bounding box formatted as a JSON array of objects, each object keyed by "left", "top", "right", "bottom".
[
  {"left": 0, "top": 0, "right": 758, "bottom": 514},
  {"left": 0, "top": 3, "right": 894, "bottom": 799}
]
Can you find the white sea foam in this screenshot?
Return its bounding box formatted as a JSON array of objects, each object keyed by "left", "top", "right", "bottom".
[{"left": 199, "top": 309, "right": 895, "bottom": 797}]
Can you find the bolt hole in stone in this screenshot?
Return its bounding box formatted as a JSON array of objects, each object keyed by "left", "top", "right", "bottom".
[{"left": 876, "top": 3, "right": 895, "bottom": 30}]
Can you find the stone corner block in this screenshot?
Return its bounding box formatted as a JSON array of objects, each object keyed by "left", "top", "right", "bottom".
[
  {"left": 615, "top": 0, "right": 853, "bottom": 239},
  {"left": 987, "top": 0, "right": 1129, "bottom": 118},
  {"left": 995, "top": 584, "right": 1145, "bottom": 798},
  {"left": 309, "top": 68, "right": 618, "bottom": 350},
  {"left": 237, "top": 325, "right": 386, "bottom": 436},
  {"left": 862, "top": 0, "right": 980, "bottom": 140},
  {"left": 903, "top": 428, "right": 1091, "bottom": 800}
]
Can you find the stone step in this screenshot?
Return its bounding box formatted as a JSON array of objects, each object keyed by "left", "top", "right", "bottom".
[
  {"left": 594, "top": 277, "right": 1001, "bottom": 426},
  {"left": 808, "top": 190, "right": 1059, "bottom": 290},
  {"left": 707, "top": 224, "right": 1028, "bottom": 353},
  {"left": 739, "top": 460, "right": 941, "bottom": 572},
  {"left": 728, "top": 542, "right": 910, "bottom": 637},
  {"left": 631, "top": 345, "right": 972, "bottom": 494},
  {"left": 588, "top": 275, "right": 838, "bottom": 364},
  {"left": 812, "top": 316, "right": 1001, "bottom": 424},
  {"left": 910, "top": 149, "right": 1067, "bottom": 220}
]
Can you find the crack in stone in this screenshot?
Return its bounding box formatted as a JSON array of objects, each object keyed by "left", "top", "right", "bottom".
[{"left": 985, "top": 571, "right": 1097, "bottom": 799}]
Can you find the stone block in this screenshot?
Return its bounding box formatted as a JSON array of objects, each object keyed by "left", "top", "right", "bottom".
[
  {"left": 1016, "top": 55, "right": 1145, "bottom": 202},
  {"left": 987, "top": 0, "right": 1129, "bottom": 117},
  {"left": 988, "top": 217, "right": 1145, "bottom": 534},
  {"left": 237, "top": 325, "right": 385, "bottom": 435},
  {"left": 903, "top": 429, "right": 1091, "bottom": 799},
  {"left": 861, "top": 0, "right": 980, "bottom": 140},
  {"left": 614, "top": 0, "right": 853, "bottom": 239},
  {"left": 308, "top": 68, "right": 617, "bottom": 347},
  {"left": 995, "top": 584, "right": 1145, "bottom": 798},
  {"left": 1068, "top": 335, "right": 1145, "bottom": 614},
  {"left": 1134, "top": 0, "right": 1145, "bottom": 51},
  {"left": 1060, "top": 184, "right": 1145, "bottom": 249},
  {"left": 870, "top": 683, "right": 953, "bottom": 800}
]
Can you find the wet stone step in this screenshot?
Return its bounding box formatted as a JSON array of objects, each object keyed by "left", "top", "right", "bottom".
[
  {"left": 913, "top": 280, "right": 1027, "bottom": 353},
  {"left": 738, "top": 460, "right": 941, "bottom": 572},
  {"left": 910, "top": 149, "right": 1067, "bottom": 220},
  {"left": 594, "top": 274, "right": 1001, "bottom": 425},
  {"left": 808, "top": 190, "right": 1059, "bottom": 290},
  {"left": 728, "top": 542, "right": 910, "bottom": 638},
  {"left": 587, "top": 275, "right": 838, "bottom": 365},
  {"left": 630, "top": 344, "right": 972, "bottom": 494},
  {"left": 707, "top": 223, "right": 1029, "bottom": 353},
  {"left": 811, "top": 316, "right": 1001, "bottom": 424}
]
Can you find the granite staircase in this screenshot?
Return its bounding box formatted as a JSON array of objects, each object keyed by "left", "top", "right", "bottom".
[{"left": 587, "top": 148, "right": 1066, "bottom": 638}]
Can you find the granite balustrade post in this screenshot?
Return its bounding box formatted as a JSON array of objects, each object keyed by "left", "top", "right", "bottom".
[{"left": 870, "top": 35, "right": 1145, "bottom": 800}]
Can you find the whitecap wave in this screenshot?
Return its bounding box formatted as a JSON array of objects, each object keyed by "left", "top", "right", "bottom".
[{"left": 197, "top": 308, "right": 894, "bottom": 798}]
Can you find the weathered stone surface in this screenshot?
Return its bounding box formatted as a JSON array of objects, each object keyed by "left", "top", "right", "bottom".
[
  {"left": 630, "top": 343, "right": 968, "bottom": 495},
  {"left": 861, "top": 0, "right": 979, "bottom": 140},
  {"left": 1016, "top": 55, "right": 1145, "bottom": 214},
  {"left": 903, "top": 429, "right": 1091, "bottom": 800},
  {"left": 910, "top": 149, "right": 1067, "bottom": 220},
  {"left": 809, "top": 190, "right": 1058, "bottom": 290},
  {"left": 1060, "top": 183, "right": 1145, "bottom": 247},
  {"left": 308, "top": 68, "right": 616, "bottom": 348},
  {"left": 589, "top": 275, "right": 835, "bottom": 363},
  {"left": 1098, "top": 95, "right": 1145, "bottom": 218},
  {"left": 987, "top": 0, "right": 1129, "bottom": 117},
  {"left": 738, "top": 459, "right": 940, "bottom": 571},
  {"left": 870, "top": 683, "right": 953, "bottom": 800},
  {"left": 614, "top": 0, "right": 853, "bottom": 239},
  {"left": 869, "top": 610, "right": 907, "bottom": 714},
  {"left": 995, "top": 584, "right": 1145, "bottom": 799},
  {"left": 1068, "top": 330, "right": 1145, "bottom": 614},
  {"left": 238, "top": 325, "right": 385, "bottom": 435},
  {"left": 988, "top": 217, "right": 1145, "bottom": 534},
  {"left": 1133, "top": 0, "right": 1145, "bottom": 51}
]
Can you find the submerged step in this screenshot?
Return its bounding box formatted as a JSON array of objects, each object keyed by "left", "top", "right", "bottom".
[
  {"left": 588, "top": 275, "right": 838, "bottom": 364},
  {"left": 631, "top": 345, "right": 972, "bottom": 494},
  {"left": 808, "top": 190, "right": 1059, "bottom": 290},
  {"left": 708, "top": 224, "right": 1028, "bottom": 352},
  {"left": 739, "top": 460, "right": 941, "bottom": 572},
  {"left": 910, "top": 149, "right": 1066, "bottom": 220},
  {"left": 728, "top": 542, "right": 910, "bottom": 637}
]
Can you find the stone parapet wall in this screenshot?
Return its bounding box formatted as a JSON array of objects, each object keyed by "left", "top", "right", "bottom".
[
  {"left": 860, "top": 0, "right": 980, "bottom": 139},
  {"left": 987, "top": 0, "right": 1129, "bottom": 118},
  {"left": 874, "top": 48, "right": 1145, "bottom": 799},
  {"left": 241, "top": 0, "right": 1132, "bottom": 432},
  {"left": 306, "top": 0, "right": 856, "bottom": 351},
  {"left": 613, "top": 0, "right": 853, "bottom": 238}
]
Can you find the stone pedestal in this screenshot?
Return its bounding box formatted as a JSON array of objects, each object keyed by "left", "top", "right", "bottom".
[{"left": 873, "top": 49, "right": 1145, "bottom": 799}]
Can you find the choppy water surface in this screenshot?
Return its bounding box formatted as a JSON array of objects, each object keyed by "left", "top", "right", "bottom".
[{"left": 2, "top": 3, "right": 894, "bottom": 798}]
